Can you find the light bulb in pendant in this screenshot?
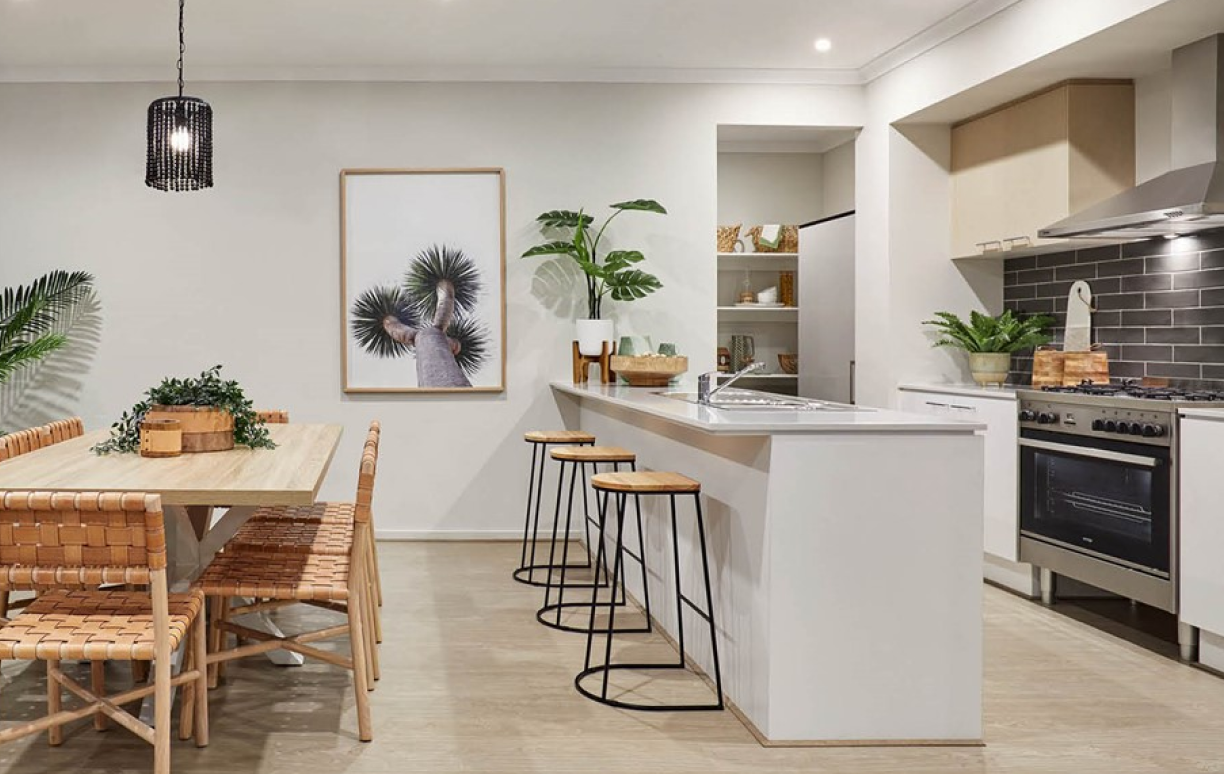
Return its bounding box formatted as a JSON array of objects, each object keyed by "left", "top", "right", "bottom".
[{"left": 169, "top": 126, "right": 193, "bottom": 152}]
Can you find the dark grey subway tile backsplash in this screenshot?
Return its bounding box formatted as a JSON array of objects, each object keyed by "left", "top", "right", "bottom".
[{"left": 1003, "top": 230, "right": 1224, "bottom": 387}]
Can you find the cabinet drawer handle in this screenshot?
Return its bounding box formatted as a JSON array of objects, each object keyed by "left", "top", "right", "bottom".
[{"left": 976, "top": 241, "right": 1003, "bottom": 253}]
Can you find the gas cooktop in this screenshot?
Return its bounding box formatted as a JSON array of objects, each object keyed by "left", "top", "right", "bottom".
[{"left": 1037, "top": 382, "right": 1224, "bottom": 402}]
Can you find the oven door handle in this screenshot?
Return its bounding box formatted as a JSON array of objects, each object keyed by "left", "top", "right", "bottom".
[{"left": 1019, "top": 438, "right": 1161, "bottom": 468}]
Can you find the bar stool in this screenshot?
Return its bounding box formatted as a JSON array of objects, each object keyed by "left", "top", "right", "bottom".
[
  {"left": 575, "top": 471, "right": 724, "bottom": 712},
  {"left": 513, "top": 430, "right": 596, "bottom": 586},
  {"left": 537, "top": 446, "right": 651, "bottom": 634}
]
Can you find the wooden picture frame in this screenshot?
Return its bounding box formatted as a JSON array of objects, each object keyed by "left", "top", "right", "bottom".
[{"left": 340, "top": 168, "right": 507, "bottom": 394}]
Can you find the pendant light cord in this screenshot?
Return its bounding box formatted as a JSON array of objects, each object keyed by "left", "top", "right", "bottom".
[{"left": 177, "top": 0, "right": 186, "bottom": 98}]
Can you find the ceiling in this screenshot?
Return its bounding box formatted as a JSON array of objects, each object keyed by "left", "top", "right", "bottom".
[
  {"left": 0, "top": 0, "right": 1019, "bottom": 84},
  {"left": 718, "top": 125, "right": 860, "bottom": 154}
]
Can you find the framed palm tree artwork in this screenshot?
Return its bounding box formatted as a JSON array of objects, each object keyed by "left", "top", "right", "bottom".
[{"left": 341, "top": 168, "right": 506, "bottom": 393}]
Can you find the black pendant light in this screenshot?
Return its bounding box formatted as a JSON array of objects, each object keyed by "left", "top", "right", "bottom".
[{"left": 145, "top": 0, "right": 212, "bottom": 192}]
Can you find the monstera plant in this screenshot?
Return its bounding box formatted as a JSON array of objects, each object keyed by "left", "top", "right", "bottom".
[
  {"left": 522, "top": 199, "right": 666, "bottom": 356},
  {"left": 1, "top": 270, "right": 95, "bottom": 385},
  {"left": 351, "top": 244, "right": 491, "bottom": 389}
]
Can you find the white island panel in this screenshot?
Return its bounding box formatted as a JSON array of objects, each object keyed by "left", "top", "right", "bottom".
[{"left": 553, "top": 382, "right": 984, "bottom": 744}]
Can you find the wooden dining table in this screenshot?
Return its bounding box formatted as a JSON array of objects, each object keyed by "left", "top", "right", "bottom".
[{"left": 0, "top": 422, "right": 343, "bottom": 685}]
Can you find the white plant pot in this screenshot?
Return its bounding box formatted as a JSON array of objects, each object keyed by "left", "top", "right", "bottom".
[
  {"left": 576, "top": 319, "right": 615, "bottom": 357},
  {"left": 968, "top": 352, "right": 1012, "bottom": 386}
]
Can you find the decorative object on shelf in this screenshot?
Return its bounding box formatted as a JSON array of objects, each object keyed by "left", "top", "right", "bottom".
[
  {"left": 146, "top": 0, "right": 213, "bottom": 192},
  {"left": 658, "top": 342, "right": 678, "bottom": 357},
  {"left": 1062, "top": 348, "right": 1109, "bottom": 386},
  {"left": 738, "top": 270, "right": 756, "bottom": 304},
  {"left": 717, "top": 347, "right": 731, "bottom": 373},
  {"left": 729, "top": 334, "right": 756, "bottom": 372},
  {"left": 618, "top": 335, "right": 637, "bottom": 357},
  {"left": 747, "top": 225, "right": 799, "bottom": 253},
  {"left": 0, "top": 270, "right": 94, "bottom": 386},
  {"left": 92, "top": 365, "right": 275, "bottom": 455},
  {"left": 1064, "top": 280, "right": 1095, "bottom": 353},
  {"left": 758, "top": 224, "right": 783, "bottom": 250},
  {"left": 139, "top": 418, "right": 182, "bottom": 458},
  {"left": 733, "top": 236, "right": 755, "bottom": 254},
  {"left": 779, "top": 271, "right": 795, "bottom": 307},
  {"left": 778, "top": 353, "right": 799, "bottom": 375},
  {"left": 757, "top": 286, "right": 779, "bottom": 305},
  {"left": 609, "top": 354, "right": 689, "bottom": 387},
  {"left": 1032, "top": 347, "right": 1066, "bottom": 388},
  {"left": 717, "top": 224, "right": 742, "bottom": 253},
  {"left": 343, "top": 169, "right": 505, "bottom": 393},
  {"left": 523, "top": 199, "right": 667, "bottom": 357},
  {"left": 572, "top": 340, "right": 616, "bottom": 385},
  {"left": 922, "top": 309, "right": 1054, "bottom": 387}
]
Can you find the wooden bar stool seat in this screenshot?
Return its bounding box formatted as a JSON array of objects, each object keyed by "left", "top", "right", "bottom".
[
  {"left": 524, "top": 430, "right": 595, "bottom": 444},
  {"left": 514, "top": 430, "right": 597, "bottom": 587},
  {"left": 536, "top": 446, "right": 652, "bottom": 635},
  {"left": 576, "top": 472, "right": 724, "bottom": 712},
  {"left": 589, "top": 471, "right": 701, "bottom": 493}
]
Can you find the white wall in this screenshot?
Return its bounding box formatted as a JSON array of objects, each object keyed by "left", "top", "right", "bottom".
[
  {"left": 717, "top": 152, "right": 824, "bottom": 227},
  {"left": 0, "top": 80, "right": 863, "bottom": 537},
  {"left": 821, "top": 140, "right": 857, "bottom": 216}
]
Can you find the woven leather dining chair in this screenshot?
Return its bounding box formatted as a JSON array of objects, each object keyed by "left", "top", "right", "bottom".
[
  {"left": 255, "top": 410, "right": 290, "bottom": 425},
  {"left": 0, "top": 491, "right": 209, "bottom": 774},
  {"left": 220, "top": 421, "right": 383, "bottom": 683},
  {"left": 42, "top": 417, "right": 85, "bottom": 445},
  {"left": 197, "top": 423, "right": 380, "bottom": 742},
  {"left": 0, "top": 426, "right": 48, "bottom": 463}
]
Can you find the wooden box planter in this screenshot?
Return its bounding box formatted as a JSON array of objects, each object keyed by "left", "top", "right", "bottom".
[{"left": 144, "top": 405, "right": 234, "bottom": 453}]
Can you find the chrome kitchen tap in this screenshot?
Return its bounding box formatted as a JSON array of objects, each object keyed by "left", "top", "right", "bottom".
[{"left": 697, "top": 361, "right": 766, "bottom": 405}]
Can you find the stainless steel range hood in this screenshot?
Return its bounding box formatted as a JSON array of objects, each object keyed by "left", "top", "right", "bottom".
[{"left": 1040, "top": 35, "right": 1224, "bottom": 240}]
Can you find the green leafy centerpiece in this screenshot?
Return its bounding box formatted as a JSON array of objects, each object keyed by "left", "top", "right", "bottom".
[
  {"left": 923, "top": 309, "right": 1054, "bottom": 386},
  {"left": 93, "top": 365, "right": 275, "bottom": 454},
  {"left": 522, "top": 199, "right": 666, "bottom": 356}
]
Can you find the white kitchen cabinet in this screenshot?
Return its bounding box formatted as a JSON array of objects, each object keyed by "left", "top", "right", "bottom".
[
  {"left": 1178, "top": 413, "right": 1224, "bottom": 670},
  {"left": 898, "top": 387, "right": 1021, "bottom": 563}
]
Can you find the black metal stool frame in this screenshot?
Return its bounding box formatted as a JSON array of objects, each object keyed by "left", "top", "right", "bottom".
[
  {"left": 514, "top": 438, "right": 596, "bottom": 587},
  {"left": 575, "top": 488, "right": 725, "bottom": 712},
  {"left": 538, "top": 457, "right": 652, "bottom": 634}
]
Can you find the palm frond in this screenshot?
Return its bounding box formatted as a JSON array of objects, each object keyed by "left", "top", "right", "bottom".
[
  {"left": 0, "top": 271, "right": 93, "bottom": 384},
  {"left": 405, "top": 244, "right": 483, "bottom": 320},
  {"left": 0, "top": 334, "right": 67, "bottom": 383},
  {"left": 446, "top": 315, "right": 491, "bottom": 376},
  {"left": 351, "top": 285, "right": 419, "bottom": 358}
]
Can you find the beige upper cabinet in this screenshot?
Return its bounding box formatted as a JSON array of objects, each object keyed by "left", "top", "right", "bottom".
[{"left": 951, "top": 81, "right": 1135, "bottom": 259}]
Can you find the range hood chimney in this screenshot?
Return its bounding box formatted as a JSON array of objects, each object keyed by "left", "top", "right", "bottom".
[{"left": 1040, "top": 34, "right": 1224, "bottom": 240}]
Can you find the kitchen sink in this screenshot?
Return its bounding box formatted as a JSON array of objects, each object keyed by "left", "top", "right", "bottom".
[{"left": 656, "top": 388, "right": 861, "bottom": 411}]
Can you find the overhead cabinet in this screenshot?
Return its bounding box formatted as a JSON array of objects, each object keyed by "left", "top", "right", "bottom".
[{"left": 951, "top": 80, "right": 1135, "bottom": 260}]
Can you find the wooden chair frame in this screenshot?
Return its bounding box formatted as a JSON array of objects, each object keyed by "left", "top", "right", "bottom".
[
  {"left": 201, "top": 425, "right": 380, "bottom": 742},
  {"left": 0, "top": 491, "right": 208, "bottom": 774}
]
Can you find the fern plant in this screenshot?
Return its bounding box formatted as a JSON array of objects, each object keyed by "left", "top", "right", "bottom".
[
  {"left": 923, "top": 310, "right": 1054, "bottom": 353},
  {"left": 0, "top": 271, "right": 94, "bottom": 384},
  {"left": 521, "top": 199, "right": 666, "bottom": 319}
]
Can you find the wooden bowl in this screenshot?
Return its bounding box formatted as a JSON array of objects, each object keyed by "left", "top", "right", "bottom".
[
  {"left": 609, "top": 355, "right": 689, "bottom": 387},
  {"left": 778, "top": 353, "right": 798, "bottom": 375}
]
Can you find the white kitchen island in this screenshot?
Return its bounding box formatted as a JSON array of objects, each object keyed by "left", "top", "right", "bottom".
[{"left": 552, "top": 381, "right": 985, "bottom": 746}]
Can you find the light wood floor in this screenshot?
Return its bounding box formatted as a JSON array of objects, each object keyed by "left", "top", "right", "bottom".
[{"left": 4, "top": 541, "right": 1224, "bottom": 773}]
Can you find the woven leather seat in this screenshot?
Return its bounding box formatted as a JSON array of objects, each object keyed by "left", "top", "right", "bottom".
[
  {"left": 228, "top": 511, "right": 353, "bottom": 555},
  {"left": 198, "top": 552, "right": 351, "bottom": 601},
  {"left": 0, "top": 588, "right": 203, "bottom": 661},
  {"left": 524, "top": 430, "right": 596, "bottom": 444}
]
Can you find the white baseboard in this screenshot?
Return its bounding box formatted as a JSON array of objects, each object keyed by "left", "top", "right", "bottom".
[
  {"left": 983, "top": 553, "right": 1039, "bottom": 597},
  {"left": 374, "top": 530, "right": 587, "bottom": 541}
]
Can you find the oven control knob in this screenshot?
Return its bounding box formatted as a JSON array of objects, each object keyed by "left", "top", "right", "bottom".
[
  {"left": 1037, "top": 412, "right": 1059, "bottom": 425},
  {"left": 1128, "top": 422, "right": 1144, "bottom": 436},
  {"left": 1143, "top": 424, "right": 1166, "bottom": 438},
  {"left": 1091, "top": 419, "right": 1106, "bottom": 431},
  {"left": 1018, "top": 410, "right": 1037, "bottom": 422},
  {"left": 1103, "top": 420, "right": 1117, "bottom": 432}
]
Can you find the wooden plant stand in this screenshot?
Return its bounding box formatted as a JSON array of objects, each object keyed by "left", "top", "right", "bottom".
[{"left": 572, "top": 341, "right": 616, "bottom": 385}]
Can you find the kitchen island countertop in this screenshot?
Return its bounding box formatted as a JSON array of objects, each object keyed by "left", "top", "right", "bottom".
[{"left": 552, "top": 381, "right": 984, "bottom": 434}]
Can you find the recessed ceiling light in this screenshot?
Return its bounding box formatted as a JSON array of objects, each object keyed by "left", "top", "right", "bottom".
[{"left": 814, "top": 38, "right": 832, "bottom": 53}]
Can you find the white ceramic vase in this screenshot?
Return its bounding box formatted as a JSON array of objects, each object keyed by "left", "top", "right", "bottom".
[{"left": 576, "top": 319, "right": 615, "bottom": 357}]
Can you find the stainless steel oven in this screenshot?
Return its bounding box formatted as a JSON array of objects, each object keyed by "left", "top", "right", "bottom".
[{"left": 1019, "top": 428, "right": 1172, "bottom": 587}]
